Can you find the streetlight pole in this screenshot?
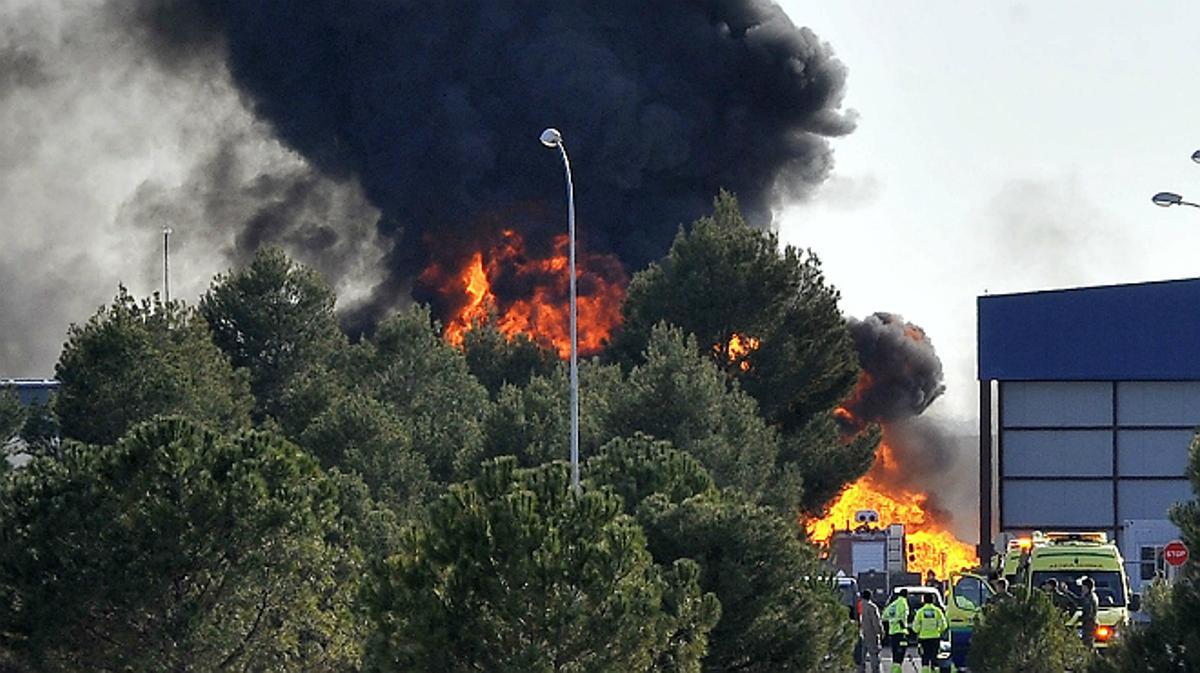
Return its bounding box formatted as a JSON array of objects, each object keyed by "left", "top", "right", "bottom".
[
  {"left": 540, "top": 128, "right": 580, "bottom": 494},
  {"left": 1151, "top": 150, "right": 1200, "bottom": 211},
  {"left": 163, "top": 224, "right": 173, "bottom": 305}
]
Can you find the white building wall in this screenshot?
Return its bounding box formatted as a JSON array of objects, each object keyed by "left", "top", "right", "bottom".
[{"left": 999, "top": 381, "right": 1196, "bottom": 581}]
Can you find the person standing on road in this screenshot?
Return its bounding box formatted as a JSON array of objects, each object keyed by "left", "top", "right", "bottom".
[
  {"left": 910, "top": 593, "right": 948, "bottom": 673},
  {"left": 858, "top": 590, "right": 884, "bottom": 673},
  {"left": 1079, "top": 576, "right": 1099, "bottom": 648},
  {"left": 881, "top": 589, "right": 910, "bottom": 673}
]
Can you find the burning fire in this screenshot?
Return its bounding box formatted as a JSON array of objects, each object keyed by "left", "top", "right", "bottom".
[
  {"left": 714, "top": 333, "right": 760, "bottom": 372},
  {"left": 421, "top": 229, "right": 626, "bottom": 358},
  {"left": 807, "top": 440, "right": 978, "bottom": 579}
]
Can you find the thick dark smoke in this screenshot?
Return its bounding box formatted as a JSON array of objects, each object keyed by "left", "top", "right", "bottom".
[
  {"left": 882, "top": 417, "right": 978, "bottom": 540},
  {"left": 844, "top": 312, "right": 946, "bottom": 425},
  {"left": 842, "top": 312, "right": 975, "bottom": 539},
  {"left": 128, "top": 0, "right": 856, "bottom": 323}
]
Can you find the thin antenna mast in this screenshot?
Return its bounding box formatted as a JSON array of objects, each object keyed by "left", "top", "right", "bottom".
[{"left": 163, "top": 225, "right": 172, "bottom": 305}]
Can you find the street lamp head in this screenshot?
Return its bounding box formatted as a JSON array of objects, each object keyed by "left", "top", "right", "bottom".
[
  {"left": 1153, "top": 192, "right": 1184, "bottom": 207},
  {"left": 540, "top": 128, "right": 563, "bottom": 148},
  {"left": 1192, "top": 149, "right": 1200, "bottom": 164}
]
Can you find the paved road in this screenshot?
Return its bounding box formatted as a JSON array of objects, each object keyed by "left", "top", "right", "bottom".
[{"left": 876, "top": 652, "right": 930, "bottom": 672}]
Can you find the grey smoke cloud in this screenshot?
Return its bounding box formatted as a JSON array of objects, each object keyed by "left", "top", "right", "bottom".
[{"left": 0, "top": 0, "right": 385, "bottom": 377}]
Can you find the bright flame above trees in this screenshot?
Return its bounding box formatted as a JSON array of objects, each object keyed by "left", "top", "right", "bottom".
[
  {"left": 421, "top": 230, "right": 627, "bottom": 358},
  {"left": 714, "top": 333, "right": 760, "bottom": 372}
]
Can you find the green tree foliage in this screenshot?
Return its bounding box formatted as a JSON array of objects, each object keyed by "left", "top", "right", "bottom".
[
  {"left": 0, "top": 417, "right": 364, "bottom": 671},
  {"left": 462, "top": 318, "right": 558, "bottom": 396},
  {"left": 0, "top": 387, "right": 24, "bottom": 444},
  {"left": 967, "top": 589, "right": 1090, "bottom": 673},
  {"left": 588, "top": 436, "right": 855, "bottom": 673},
  {"left": 1089, "top": 431, "right": 1200, "bottom": 671},
  {"left": 641, "top": 494, "right": 856, "bottom": 672},
  {"left": 610, "top": 192, "right": 874, "bottom": 514},
  {"left": 613, "top": 191, "right": 860, "bottom": 432},
  {"left": 55, "top": 288, "right": 252, "bottom": 445},
  {"left": 782, "top": 412, "right": 880, "bottom": 514},
  {"left": 483, "top": 371, "right": 573, "bottom": 467},
  {"left": 353, "top": 305, "right": 492, "bottom": 483},
  {"left": 604, "top": 324, "right": 779, "bottom": 499},
  {"left": 586, "top": 434, "right": 716, "bottom": 508},
  {"left": 364, "top": 457, "right": 719, "bottom": 672},
  {"left": 201, "top": 248, "right": 346, "bottom": 423},
  {"left": 298, "top": 393, "right": 431, "bottom": 515},
  {"left": 481, "top": 326, "right": 782, "bottom": 500}
]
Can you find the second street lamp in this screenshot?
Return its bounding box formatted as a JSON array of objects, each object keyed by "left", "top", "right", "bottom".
[
  {"left": 1151, "top": 150, "right": 1200, "bottom": 211},
  {"left": 540, "top": 127, "right": 581, "bottom": 493}
]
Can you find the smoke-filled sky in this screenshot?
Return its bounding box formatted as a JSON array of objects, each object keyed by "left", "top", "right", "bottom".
[
  {"left": 0, "top": 0, "right": 855, "bottom": 370},
  {"left": 778, "top": 0, "right": 1200, "bottom": 426},
  {"left": 5, "top": 0, "right": 1200, "bottom": 442}
]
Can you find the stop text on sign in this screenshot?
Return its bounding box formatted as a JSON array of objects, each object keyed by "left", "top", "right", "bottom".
[{"left": 1164, "top": 539, "right": 1189, "bottom": 567}]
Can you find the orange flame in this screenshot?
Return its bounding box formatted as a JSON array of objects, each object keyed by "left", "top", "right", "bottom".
[
  {"left": 714, "top": 333, "right": 760, "bottom": 372},
  {"left": 425, "top": 229, "right": 626, "bottom": 358},
  {"left": 806, "top": 439, "right": 978, "bottom": 580}
]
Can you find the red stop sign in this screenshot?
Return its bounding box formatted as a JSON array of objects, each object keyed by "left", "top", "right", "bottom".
[{"left": 1164, "top": 540, "right": 1189, "bottom": 567}]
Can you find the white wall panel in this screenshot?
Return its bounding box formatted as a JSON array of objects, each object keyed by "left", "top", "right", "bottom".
[
  {"left": 1118, "top": 480, "right": 1193, "bottom": 520},
  {"left": 1002, "top": 382, "right": 1112, "bottom": 427},
  {"left": 1118, "top": 382, "right": 1200, "bottom": 427},
  {"left": 1003, "top": 430, "right": 1112, "bottom": 477},
  {"left": 1002, "top": 480, "right": 1113, "bottom": 528},
  {"left": 1118, "top": 430, "right": 1193, "bottom": 477}
]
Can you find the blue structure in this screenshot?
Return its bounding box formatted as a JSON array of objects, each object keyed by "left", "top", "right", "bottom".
[
  {"left": 1, "top": 379, "right": 58, "bottom": 407},
  {"left": 978, "top": 279, "right": 1200, "bottom": 590}
]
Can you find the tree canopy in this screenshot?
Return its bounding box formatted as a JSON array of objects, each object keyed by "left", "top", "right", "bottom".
[
  {"left": 4, "top": 199, "right": 880, "bottom": 671},
  {"left": 54, "top": 288, "right": 252, "bottom": 445},
  {"left": 201, "top": 248, "right": 346, "bottom": 423},
  {"left": 1087, "top": 431, "right": 1200, "bottom": 671},
  {"left": 586, "top": 434, "right": 855, "bottom": 672},
  {"left": 967, "top": 589, "right": 1090, "bottom": 673},
  {"left": 0, "top": 417, "right": 364, "bottom": 671},
  {"left": 609, "top": 192, "right": 873, "bottom": 514},
  {"left": 612, "top": 191, "right": 860, "bottom": 433},
  {"left": 0, "top": 387, "right": 24, "bottom": 444},
  {"left": 462, "top": 318, "right": 558, "bottom": 396},
  {"left": 352, "top": 305, "right": 492, "bottom": 484},
  {"left": 363, "top": 457, "right": 720, "bottom": 672},
  {"left": 298, "top": 392, "right": 431, "bottom": 516}
]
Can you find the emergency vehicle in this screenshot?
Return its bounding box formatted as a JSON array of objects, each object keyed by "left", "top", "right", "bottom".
[
  {"left": 945, "top": 572, "right": 992, "bottom": 669},
  {"left": 1019, "top": 531, "right": 1140, "bottom": 648}
]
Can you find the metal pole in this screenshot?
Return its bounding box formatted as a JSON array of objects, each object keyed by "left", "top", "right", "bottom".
[
  {"left": 163, "top": 225, "right": 172, "bottom": 305},
  {"left": 559, "top": 142, "right": 580, "bottom": 494},
  {"left": 979, "top": 379, "right": 994, "bottom": 564}
]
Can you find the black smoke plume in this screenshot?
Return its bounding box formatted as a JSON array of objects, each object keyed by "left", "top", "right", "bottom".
[
  {"left": 841, "top": 313, "right": 975, "bottom": 539},
  {"left": 842, "top": 312, "right": 946, "bottom": 428},
  {"left": 126, "top": 0, "right": 856, "bottom": 325}
]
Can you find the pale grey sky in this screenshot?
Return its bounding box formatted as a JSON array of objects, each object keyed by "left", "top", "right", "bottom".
[{"left": 778, "top": 1, "right": 1200, "bottom": 421}]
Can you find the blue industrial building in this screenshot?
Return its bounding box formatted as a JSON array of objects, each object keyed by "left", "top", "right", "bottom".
[
  {"left": 1, "top": 379, "right": 58, "bottom": 407},
  {"left": 978, "top": 278, "right": 1200, "bottom": 592}
]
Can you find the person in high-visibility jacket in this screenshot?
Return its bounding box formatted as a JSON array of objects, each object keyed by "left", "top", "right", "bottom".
[
  {"left": 910, "top": 593, "right": 948, "bottom": 673},
  {"left": 880, "top": 589, "right": 910, "bottom": 673}
]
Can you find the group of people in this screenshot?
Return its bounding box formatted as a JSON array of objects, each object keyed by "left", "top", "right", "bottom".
[
  {"left": 855, "top": 575, "right": 1102, "bottom": 673},
  {"left": 857, "top": 588, "right": 946, "bottom": 673},
  {"left": 1040, "top": 576, "right": 1101, "bottom": 646}
]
